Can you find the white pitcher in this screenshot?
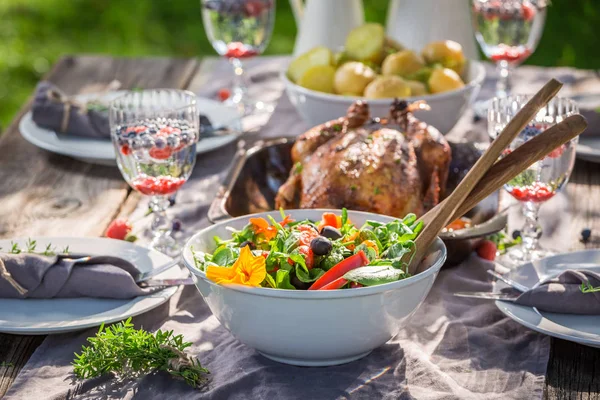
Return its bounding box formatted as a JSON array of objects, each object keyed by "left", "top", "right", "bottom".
[
  {"left": 385, "top": 0, "right": 480, "bottom": 60},
  {"left": 289, "top": 0, "right": 364, "bottom": 57}
]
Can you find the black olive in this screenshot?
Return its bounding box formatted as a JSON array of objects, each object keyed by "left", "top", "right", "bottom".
[
  {"left": 320, "top": 226, "right": 342, "bottom": 240},
  {"left": 239, "top": 240, "right": 255, "bottom": 250},
  {"left": 310, "top": 236, "right": 332, "bottom": 256},
  {"left": 291, "top": 275, "right": 311, "bottom": 290}
]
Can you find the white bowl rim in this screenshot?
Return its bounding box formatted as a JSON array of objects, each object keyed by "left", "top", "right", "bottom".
[
  {"left": 281, "top": 59, "right": 486, "bottom": 104},
  {"left": 183, "top": 209, "right": 447, "bottom": 300}
]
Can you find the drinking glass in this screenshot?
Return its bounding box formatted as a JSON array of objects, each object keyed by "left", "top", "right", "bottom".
[
  {"left": 201, "top": 0, "right": 276, "bottom": 115},
  {"left": 109, "top": 90, "right": 199, "bottom": 256},
  {"left": 488, "top": 95, "right": 579, "bottom": 262},
  {"left": 471, "top": 0, "right": 547, "bottom": 114}
]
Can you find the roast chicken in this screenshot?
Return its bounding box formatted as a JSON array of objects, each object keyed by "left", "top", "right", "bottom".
[{"left": 275, "top": 100, "right": 452, "bottom": 217}]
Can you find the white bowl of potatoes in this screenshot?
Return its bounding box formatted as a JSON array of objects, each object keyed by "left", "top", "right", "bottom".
[{"left": 283, "top": 23, "right": 485, "bottom": 134}]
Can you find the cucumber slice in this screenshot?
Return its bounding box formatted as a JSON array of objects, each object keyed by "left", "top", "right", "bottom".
[
  {"left": 287, "top": 46, "right": 334, "bottom": 83},
  {"left": 344, "top": 23, "right": 385, "bottom": 64},
  {"left": 298, "top": 65, "right": 336, "bottom": 93}
]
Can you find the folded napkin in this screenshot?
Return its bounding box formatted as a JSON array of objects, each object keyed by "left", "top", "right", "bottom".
[
  {"left": 0, "top": 253, "right": 162, "bottom": 299},
  {"left": 515, "top": 269, "right": 600, "bottom": 314},
  {"left": 32, "top": 81, "right": 113, "bottom": 139},
  {"left": 32, "top": 81, "right": 217, "bottom": 140}
]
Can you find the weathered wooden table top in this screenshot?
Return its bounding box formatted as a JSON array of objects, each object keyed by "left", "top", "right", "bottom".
[{"left": 0, "top": 55, "right": 599, "bottom": 399}]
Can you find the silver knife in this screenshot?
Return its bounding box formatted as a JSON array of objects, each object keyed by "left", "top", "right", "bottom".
[
  {"left": 453, "top": 292, "right": 519, "bottom": 302},
  {"left": 135, "top": 257, "right": 182, "bottom": 283},
  {"left": 138, "top": 277, "right": 195, "bottom": 287}
]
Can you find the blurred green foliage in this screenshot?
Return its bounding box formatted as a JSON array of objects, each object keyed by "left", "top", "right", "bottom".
[{"left": 0, "top": 0, "right": 598, "bottom": 129}]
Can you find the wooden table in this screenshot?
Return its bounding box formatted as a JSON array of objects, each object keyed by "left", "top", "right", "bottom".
[{"left": 0, "top": 56, "right": 599, "bottom": 399}]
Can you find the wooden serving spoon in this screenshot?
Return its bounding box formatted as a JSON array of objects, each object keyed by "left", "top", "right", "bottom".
[{"left": 406, "top": 78, "right": 563, "bottom": 275}]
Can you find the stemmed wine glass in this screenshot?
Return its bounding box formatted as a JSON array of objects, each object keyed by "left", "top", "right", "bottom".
[
  {"left": 201, "top": 0, "right": 276, "bottom": 115},
  {"left": 109, "top": 90, "right": 199, "bottom": 256},
  {"left": 471, "top": 0, "right": 548, "bottom": 114},
  {"left": 488, "top": 95, "right": 579, "bottom": 263}
]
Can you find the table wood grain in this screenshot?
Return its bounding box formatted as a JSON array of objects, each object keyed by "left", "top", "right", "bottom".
[{"left": 0, "top": 55, "right": 599, "bottom": 399}]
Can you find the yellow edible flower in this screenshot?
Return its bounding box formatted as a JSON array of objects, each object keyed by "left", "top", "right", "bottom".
[{"left": 206, "top": 246, "right": 266, "bottom": 287}]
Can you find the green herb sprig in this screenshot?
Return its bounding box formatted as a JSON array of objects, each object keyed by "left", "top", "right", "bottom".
[
  {"left": 580, "top": 282, "right": 600, "bottom": 294},
  {"left": 73, "top": 318, "right": 209, "bottom": 388},
  {"left": 0, "top": 239, "right": 69, "bottom": 256}
]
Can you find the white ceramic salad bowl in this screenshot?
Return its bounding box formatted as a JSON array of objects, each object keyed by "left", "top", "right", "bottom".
[
  {"left": 183, "top": 209, "right": 446, "bottom": 367},
  {"left": 283, "top": 60, "right": 486, "bottom": 134}
]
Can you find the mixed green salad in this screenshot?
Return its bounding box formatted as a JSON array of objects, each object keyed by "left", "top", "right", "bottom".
[{"left": 192, "top": 209, "right": 422, "bottom": 290}]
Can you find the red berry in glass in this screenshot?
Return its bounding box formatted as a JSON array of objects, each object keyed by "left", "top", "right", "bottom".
[
  {"left": 472, "top": 0, "right": 547, "bottom": 98},
  {"left": 489, "top": 96, "right": 579, "bottom": 263},
  {"left": 109, "top": 90, "right": 198, "bottom": 256},
  {"left": 201, "top": 0, "right": 275, "bottom": 114}
]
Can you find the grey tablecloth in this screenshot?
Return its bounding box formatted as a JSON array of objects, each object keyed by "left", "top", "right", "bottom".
[{"left": 6, "top": 58, "right": 599, "bottom": 400}]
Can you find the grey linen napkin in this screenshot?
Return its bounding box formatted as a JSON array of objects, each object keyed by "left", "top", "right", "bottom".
[
  {"left": 31, "top": 81, "right": 111, "bottom": 139},
  {"left": 0, "top": 253, "right": 160, "bottom": 299},
  {"left": 515, "top": 269, "right": 600, "bottom": 314}
]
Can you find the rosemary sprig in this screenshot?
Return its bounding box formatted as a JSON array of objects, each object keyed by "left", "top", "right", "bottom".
[
  {"left": 0, "top": 239, "right": 70, "bottom": 256},
  {"left": 73, "top": 318, "right": 209, "bottom": 388},
  {"left": 580, "top": 282, "right": 600, "bottom": 294}
]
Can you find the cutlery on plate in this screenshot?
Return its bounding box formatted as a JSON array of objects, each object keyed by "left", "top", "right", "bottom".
[
  {"left": 134, "top": 257, "right": 182, "bottom": 283},
  {"left": 201, "top": 123, "right": 241, "bottom": 138},
  {"left": 409, "top": 79, "right": 565, "bottom": 275},
  {"left": 137, "top": 277, "right": 195, "bottom": 288},
  {"left": 453, "top": 291, "right": 519, "bottom": 302},
  {"left": 487, "top": 270, "right": 530, "bottom": 292},
  {"left": 58, "top": 254, "right": 182, "bottom": 283}
]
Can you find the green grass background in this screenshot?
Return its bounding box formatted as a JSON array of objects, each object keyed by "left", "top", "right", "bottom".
[{"left": 0, "top": 0, "right": 598, "bottom": 129}]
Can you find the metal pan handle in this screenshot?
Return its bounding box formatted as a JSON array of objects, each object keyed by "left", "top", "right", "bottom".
[{"left": 207, "top": 141, "right": 249, "bottom": 223}]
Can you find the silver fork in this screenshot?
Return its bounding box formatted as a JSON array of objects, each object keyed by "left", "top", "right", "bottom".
[
  {"left": 486, "top": 269, "right": 530, "bottom": 292},
  {"left": 61, "top": 255, "right": 182, "bottom": 283}
]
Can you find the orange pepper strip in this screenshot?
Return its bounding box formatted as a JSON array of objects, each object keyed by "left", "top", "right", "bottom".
[{"left": 318, "top": 212, "right": 340, "bottom": 230}]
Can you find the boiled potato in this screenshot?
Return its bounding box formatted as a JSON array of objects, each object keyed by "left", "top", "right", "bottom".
[
  {"left": 298, "top": 65, "right": 336, "bottom": 93},
  {"left": 364, "top": 76, "right": 411, "bottom": 99},
  {"left": 428, "top": 68, "right": 465, "bottom": 94},
  {"left": 345, "top": 23, "right": 386, "bottom": 64},
  {"left": 333, "top": 61, "right": 376, "bottom": 96},
  {"left": 381, "top": 50, "right": 425, "bottom": 77},
  {"left": 287, "top": 46, "right": 334, "bottom": 83},
  {"left": 405, "top": 80, "right": 428, "bottom": 96},
  {"left": 421, "top": 40, "right": 466, "bottom": 75}
]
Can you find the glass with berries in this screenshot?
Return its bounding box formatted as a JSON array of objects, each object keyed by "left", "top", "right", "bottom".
[
  {"left": 201, "top": 0, "right": 275, "bottom": 114},
  {"left": 489, "top": 95, "right": 579, "bottom": 262},
  {"left": 109, "top": 90, "right": 199, "bottom": 255},
  {"left": 471, "top": 0, "right": 547, "bottom": 114}
]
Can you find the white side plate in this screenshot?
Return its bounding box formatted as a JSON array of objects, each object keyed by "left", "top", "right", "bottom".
[
  {"left": 19, "top": 94, "right": 242, "bottom": 166},
  {"left": 0, "top": 237, "right": 181, "bottom": 335},
  {"left": 495, "top": 249, "right": 600, "bottom": 348},
  {"left": 577, "top": 137, "right": 600, "bottom": 164}
]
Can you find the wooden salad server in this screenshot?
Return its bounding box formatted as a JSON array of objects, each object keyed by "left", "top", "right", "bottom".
[{"left": 406, "top": 78, "right": 563, "bottom": 275}]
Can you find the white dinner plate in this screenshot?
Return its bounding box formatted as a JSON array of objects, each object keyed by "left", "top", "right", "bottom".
[
  {"left": 495, "top": 249, "right": 600, "bottom": 348},
  {"left": 19, "top": 93, "right": 242, "bottom": 166},
  {"left": 576, "top": 137, "right": 600, "bottom": 163},
  {"left": 0, "top": 237, "right": 181, "bottom": 335}
]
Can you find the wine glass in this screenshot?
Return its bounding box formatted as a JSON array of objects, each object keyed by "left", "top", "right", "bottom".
[
  {"left": 488, "top": 95, "right": 579, "bottom": 263},
  {"left": 109, "top": 90, "right": 199, "bottom": 256},
  {"left": 471, "top": 0, "right": 548, "bottom": 114},
  {"left": 201, "top": 0, "right": 276, "bottom": 115}
]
